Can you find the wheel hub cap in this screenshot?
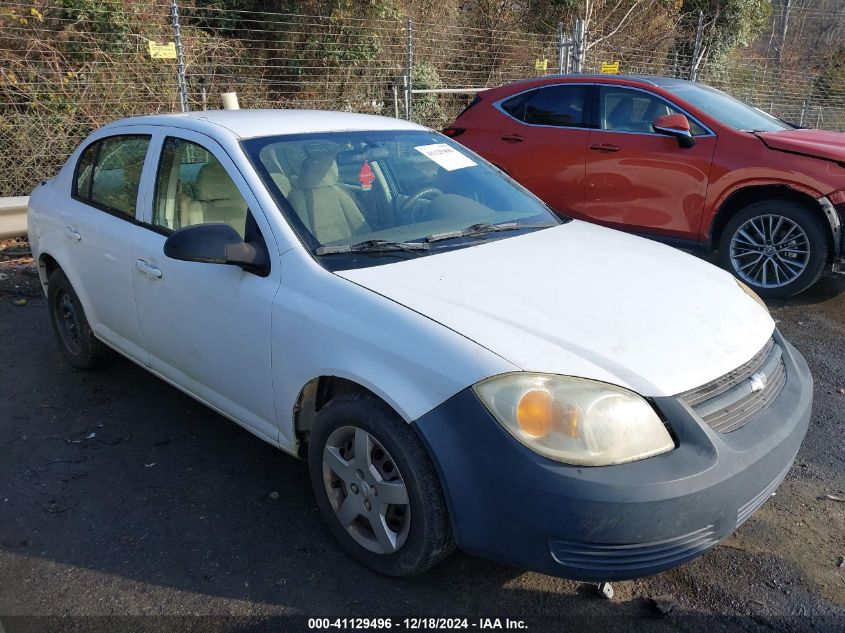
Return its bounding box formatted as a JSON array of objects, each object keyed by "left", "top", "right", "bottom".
[{"left": 322, "top": 426, "right": 411, "bottom": 555}]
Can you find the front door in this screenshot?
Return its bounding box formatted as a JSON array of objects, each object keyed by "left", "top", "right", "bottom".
[
  {"left": 130, "top": 131, "right": 281, "bottom": 443},
  {"left": 487, "top": 83, "right": 591, "bottom": 217},
  {"left": 583, "top": 86, "right": 717, "bottom": 239}
]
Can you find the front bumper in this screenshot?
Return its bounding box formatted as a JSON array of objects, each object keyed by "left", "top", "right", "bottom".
[{"left": 413, "top": 331, "right": 812, "bottom": 581}]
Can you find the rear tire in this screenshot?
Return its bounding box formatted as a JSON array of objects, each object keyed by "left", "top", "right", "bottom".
[
  {"left": 718, "top": 199, "right": 829, "bottom": 298},
  {"left": 47, "top": 268, "right": 112, "bottom": 369},
  {"left": 308, "top": 392, "right": 454, "bottom": 576}
]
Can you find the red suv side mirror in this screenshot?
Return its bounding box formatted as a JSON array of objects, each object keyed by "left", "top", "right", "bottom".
[{"left": 652, "top": 113, "right": 696, "bottom": 149}]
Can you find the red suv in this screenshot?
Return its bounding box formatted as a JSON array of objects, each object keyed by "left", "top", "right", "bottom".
[{"left": 446, "top": 75, "right": 845, "bottom": 297}]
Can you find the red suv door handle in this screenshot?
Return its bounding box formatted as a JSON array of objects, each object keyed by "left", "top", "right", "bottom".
[
  {"left": 590, "top": 143, "right": 620, "bottom": 152},
  {"left": 501, "top": 134, "right": 525, "bottom": 143}
]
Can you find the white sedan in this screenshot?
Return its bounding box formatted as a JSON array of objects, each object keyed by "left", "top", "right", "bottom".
[{"left": 28, "top": 110, "right": 811, "bottom": 579}]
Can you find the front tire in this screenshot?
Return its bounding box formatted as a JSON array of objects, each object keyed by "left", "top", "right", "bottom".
[
  {"left": 47, "top": 268, "right": 112, "bottom": 369},
  {"left": 718, "top": 199, "right": 829, "bottom": 298},
  {"left": 308, "top": 393, "right": 454, "bottom": 576}
]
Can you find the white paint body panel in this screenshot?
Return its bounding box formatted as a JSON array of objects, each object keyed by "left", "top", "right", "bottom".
[
  {"left": 270, "top": 247, "right": 517, "bottom": 447},
  {"left": 28, "top": 109, "right": 774, "bottom": 459},
  {"left": 340, "top": 221, "right": 775, "bottom": 397}
]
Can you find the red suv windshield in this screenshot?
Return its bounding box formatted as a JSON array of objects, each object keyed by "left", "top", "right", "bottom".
[{"left": 671, "top": 83, "right": 791, "bottom": 132}]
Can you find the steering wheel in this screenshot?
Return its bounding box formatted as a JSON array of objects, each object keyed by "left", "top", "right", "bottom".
[{"left": 399, "top": 187, "right": 442, "bottom": 223}]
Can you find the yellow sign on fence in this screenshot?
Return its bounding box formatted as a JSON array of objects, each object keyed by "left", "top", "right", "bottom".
[
  {"left": 148, "top": 41, "right": 177, "bottom": 59},
  {"left": 534, "top": 58, "right": 548, "bottom": 73},
  {"left": 600, "top": 61, "right": 620, "bottom": 74}
]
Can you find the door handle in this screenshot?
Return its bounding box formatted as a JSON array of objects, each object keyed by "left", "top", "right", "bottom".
[
  {"left": 501, "top": 134, "right": 525, "bottom": 143},
  {"left": 589, "top": 143, "right": 620, "bottom": 152},
  {"left": 64, "top": 226, "right": 81, "bottom": 241},
  {"left": 135, "top": 259, "right": 162, "bottom": 279}
]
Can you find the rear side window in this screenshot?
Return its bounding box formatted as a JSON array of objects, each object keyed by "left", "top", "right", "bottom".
[
  {"left": 500, "top": 85, "right": 588, "bottom": 128},
  {"left": 74, "top": 134, "right": 151, "bottom": 218},
  {"left": 524, "top": 85, "right": 588, "bottom": 127},
  {"left": 74, "top": 143, "right": 97, "bottom": 200},
  {"left": 501, "top": 91, "right": 531, "bottom": 120}
]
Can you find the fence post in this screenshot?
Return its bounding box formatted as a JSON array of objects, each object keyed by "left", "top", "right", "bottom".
[
  {"left": 690, "top": 10, "right": 704, "bottom": 82},
  {"left": 557, "top": 22, "right": 565, "bottom": 74},
  {"left": 799, "top": 100, "right": 806, "bottom": 126},
  {"left": 170, "top": 0, "right": 189, "bottom": 112},
  {"left": 405, "top": 17, "right": 413, "bottom": 121},
  {"left": 574, "top": 18, "right": 585, "bottom": 73}
]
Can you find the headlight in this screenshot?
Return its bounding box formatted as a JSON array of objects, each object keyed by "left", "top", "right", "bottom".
[
  {"left": 735, "top": 278, "right": 769, "bottom": 313},
  {"left": 473, "top": 374, "right": 674, "bottom": 466}
]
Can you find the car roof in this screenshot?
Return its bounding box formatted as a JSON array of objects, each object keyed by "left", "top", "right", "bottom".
[
  {"left": 99, "top": 109, "right": 428, "bottom": 140},
  {"left": 485, "top": 74, "right": 696, "bottom": 97}
]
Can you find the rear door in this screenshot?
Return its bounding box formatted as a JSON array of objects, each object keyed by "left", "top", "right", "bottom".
[
  {"left": 486, "top": 84, "right": 591, "bottom": 217},
  {"left": 58, "top": 131, "right": 154, "bottom": 363},
  {"left": 130, "top": 130, "right": 281, "bottom": 443},
  {"left": 583, "top": 86, "right": 717, "bottom": 239}
]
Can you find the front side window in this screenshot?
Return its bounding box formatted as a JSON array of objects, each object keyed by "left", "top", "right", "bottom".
[
  {"left": 74, "top": 135, "right": 150, "bottom": 217},
  {"left": 153, "top": 137, "right": 249, "bottom": 237},
  {"left": 600, "top": 87, "right": 706, "bottom": 135},
  {"left": 243, "top": 130, "right": 561, "bottom": 269}
]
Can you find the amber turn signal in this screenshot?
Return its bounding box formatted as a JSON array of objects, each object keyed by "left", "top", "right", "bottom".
[{"left": 516, "top": 388, "right": 553, "bottom": 437}]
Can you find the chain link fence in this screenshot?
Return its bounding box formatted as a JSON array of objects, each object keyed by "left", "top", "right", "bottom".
[{"left": 1, "top": 0, "right": 843, "bottom": 197}]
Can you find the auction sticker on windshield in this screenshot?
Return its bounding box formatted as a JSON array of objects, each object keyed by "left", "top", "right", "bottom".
[{"left": 414, "top": 143, "right": 477, "bottom": 171}]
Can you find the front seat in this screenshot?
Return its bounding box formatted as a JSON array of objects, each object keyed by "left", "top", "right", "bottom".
[
  {"left": 287, "top": 154, "right": 370, "bottom": 244},
  {"left": 606, "top": 97, "right": 635, "bottom": 131},
  {"left": 191, "top": 162, "right": 248, "bottom": 236}
]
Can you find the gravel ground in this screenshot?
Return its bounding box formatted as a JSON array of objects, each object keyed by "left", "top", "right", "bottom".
[{"left": 0, "top": 238, "right": 843, "bottom": 633}]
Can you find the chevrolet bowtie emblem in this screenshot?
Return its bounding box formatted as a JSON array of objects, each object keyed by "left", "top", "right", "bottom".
[{"left": 749, "top": 372, "right": 768, "bottom": 393}]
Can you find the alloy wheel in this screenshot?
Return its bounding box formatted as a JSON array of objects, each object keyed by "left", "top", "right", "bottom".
[
  {"left": 729, "top": 214, "right": 810, "bottom": 288},
  {"left": 322, "top": 425, "right": 411, "bottom": 555}
]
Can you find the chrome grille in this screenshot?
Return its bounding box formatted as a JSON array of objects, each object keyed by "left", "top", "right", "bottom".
[{"left": 680, "top": 338, "right": 786, "bottom": 433}]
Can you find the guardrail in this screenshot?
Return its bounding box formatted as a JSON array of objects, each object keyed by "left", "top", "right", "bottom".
[{"left": 0, "top": 197, "right": 28, "bottom": 239}]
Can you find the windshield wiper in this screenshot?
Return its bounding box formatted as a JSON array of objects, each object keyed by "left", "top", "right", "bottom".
[
  {"left": 426, "top": 221, "right": 557, "bottom": 243},
  {"left": 315, "top": 239, "right": 430, "bottom": 256}
]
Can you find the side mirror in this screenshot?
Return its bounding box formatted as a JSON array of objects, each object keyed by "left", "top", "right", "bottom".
[
  {"left": 164, "top": 223, "right": 269, "bottom": 276},
  {"left": 652, "top": 113, "right": 696, "bottom": 148}
]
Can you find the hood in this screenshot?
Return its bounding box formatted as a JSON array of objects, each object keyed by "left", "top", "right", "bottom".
[
  {"left": 757, "top": 128, "right": 845, "bottom": 164},
  {"left": 338, "top": 222, "right": 775, "bottom": 397}
]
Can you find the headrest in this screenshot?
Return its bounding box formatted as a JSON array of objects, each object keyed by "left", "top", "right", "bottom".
[
  {"left": 270, "top": 171, "right": 292, "bottom": 196},
  {"left": 195, "top": 162, "right": 240, "bottom": 201},
  {"left": 298, "top": 154, "right": 338, "bottom": 189},
  {"left": 608, "top": 97, "right": 634, "bottom": 124}
]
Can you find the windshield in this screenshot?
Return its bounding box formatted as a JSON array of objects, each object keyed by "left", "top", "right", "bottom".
[
  {"left": 243, "top": 130, "right": 560, "bottom": 268},
  {"left": 671, "top": 83, "right": 791, "bottom": 132}
]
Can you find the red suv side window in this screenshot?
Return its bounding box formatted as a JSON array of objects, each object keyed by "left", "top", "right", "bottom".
[{"left": 502, "top": 85, "right": 589, "bottom": 128}]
